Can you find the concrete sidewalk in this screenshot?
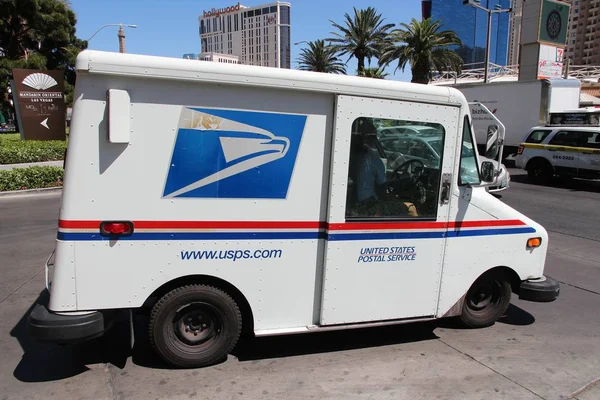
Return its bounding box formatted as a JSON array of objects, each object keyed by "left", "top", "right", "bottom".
[{"left": 0, "top": 160, "right": 63, "bottom": 171}]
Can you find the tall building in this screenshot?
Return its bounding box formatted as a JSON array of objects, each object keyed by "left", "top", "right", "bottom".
[
  {"left": 565, "top": 0, "right": 600, "bottom": 65},
  {"left": 426, "top": 0, "right": 511, "bottom": 68},
  {"left": 507, "top": 0, "right": 523, "bottom": 66},
  {"left": 198, "top": 2, "right": 291, "bottom": 68}
]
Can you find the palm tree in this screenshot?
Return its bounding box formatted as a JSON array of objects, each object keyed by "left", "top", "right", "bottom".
[
  {"left": 357, "top": 67, "right": 388, "bottom": 79},
  {"left": 328, "top": 7, "right": 394, "bottom": 74},
  {"left": 379, "top": 18, "right": 463, "bottom": 84},
  {"left": 296, "top": 40, "right": 347, "bottom": 74}
]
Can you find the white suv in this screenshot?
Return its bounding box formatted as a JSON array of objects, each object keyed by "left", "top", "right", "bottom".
[{"left": 515, "top": 126, "right": 600, "bottom": 184}]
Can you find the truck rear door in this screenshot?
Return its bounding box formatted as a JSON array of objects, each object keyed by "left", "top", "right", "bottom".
[{"left": 319, "top": 95, "right": 460, "bottom": 325}]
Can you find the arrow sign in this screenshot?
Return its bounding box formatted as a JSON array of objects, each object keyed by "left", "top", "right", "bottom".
[{"left": 40, "top": 118, "right": 49, "bottom": 129}]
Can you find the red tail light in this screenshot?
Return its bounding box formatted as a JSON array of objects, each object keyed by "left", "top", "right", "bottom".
[
  {"left": 100, "top": 221, "right": 133, "bottom": 236},
  {"left": 517, "top": 145, "right": 524, "bottom": 154}
]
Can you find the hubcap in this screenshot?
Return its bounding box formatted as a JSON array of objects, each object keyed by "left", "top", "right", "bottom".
[
  {"left": 173, "top": 303, "right": 220, "bottom": 346},
  {"left": 467, "top": 279, "right": 501, "bottom": 312}
]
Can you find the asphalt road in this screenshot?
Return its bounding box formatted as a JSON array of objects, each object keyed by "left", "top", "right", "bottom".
[{"left": 1, "top": 172, "right": 600, "bottom": 400}]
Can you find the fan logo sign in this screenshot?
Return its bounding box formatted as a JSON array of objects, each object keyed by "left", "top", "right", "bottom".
[
  {"left": 11, "top": 68, "right": 66, "bottom": 141},
  {"left": 203, "top": 2, "right": 241, "bottom": 18}
]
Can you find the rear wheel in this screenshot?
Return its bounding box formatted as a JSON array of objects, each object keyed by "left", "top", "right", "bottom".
[
  {"left": 459, "top": 272, "right": 512, "bottom": 328},
  {"left": 527, "top": 159, "right": 553, "bottom": 184},
  {"left": 149, "top": 284, "right": 242, "bottom": 368}
]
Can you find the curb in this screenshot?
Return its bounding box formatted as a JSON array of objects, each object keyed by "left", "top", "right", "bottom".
[{"left": 0, "top": 187, "right": 62, "bottom": 198}]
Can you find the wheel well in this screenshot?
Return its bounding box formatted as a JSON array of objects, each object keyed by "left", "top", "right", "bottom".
[
  {"left": 477, "top": 266, "right": 522, "bottom": 295},
  {"left": 142, "top": 275, "right": 255, "bottom": 337},
  {"left": 526, "top": 156, "right": 553, "bottom": 172}
]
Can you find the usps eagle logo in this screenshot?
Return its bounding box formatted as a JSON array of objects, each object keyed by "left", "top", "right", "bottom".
[{"left": 162, "top": 107, "right": 307, "bottom": 199}]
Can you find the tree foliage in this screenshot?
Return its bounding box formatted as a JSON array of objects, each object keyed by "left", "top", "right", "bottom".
[
  {"left": 0, "top": 0, "right": 87, "bottom": 120},
  {"left": 379, "top": 18, "right": 463, "bottom": 84},
  {"left": 357, "top": 67, "right": 388, "bottom": 79},
  {"left": 327, "top": 7, "right": 393, "bottom": 73},
  {"left": 297, "top": 40, "right": 346, "bottom": 74}
]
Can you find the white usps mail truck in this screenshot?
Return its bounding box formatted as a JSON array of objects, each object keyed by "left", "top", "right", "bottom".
[{"left": 28, "top": 50, "right": 559, "bottom": 368}]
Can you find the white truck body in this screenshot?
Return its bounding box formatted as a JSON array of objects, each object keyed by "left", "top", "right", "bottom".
[
  {"left": 438, "top": 79, "right": 581, "bottom": 159},
  {"left": 28, "top": 50, "right": 559, "bottom": 368}
]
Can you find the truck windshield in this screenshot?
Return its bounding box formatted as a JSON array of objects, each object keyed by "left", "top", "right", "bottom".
[{"left": 459, "top": 116, "right": 481, "bottom": 186}]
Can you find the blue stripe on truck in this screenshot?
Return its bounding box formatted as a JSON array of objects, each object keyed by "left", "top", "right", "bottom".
[{"left": 57, "top": 226, "right": 536, "bottom": 242}]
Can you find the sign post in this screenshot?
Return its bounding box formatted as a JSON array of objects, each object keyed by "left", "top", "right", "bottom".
[{"left": 11, "top": 68, "right": 66, "bottom": 141}]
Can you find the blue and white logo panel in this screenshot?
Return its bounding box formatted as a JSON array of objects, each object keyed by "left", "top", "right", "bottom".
[{"left": 163, "top": 107, "right": 307, "bottom": 199}]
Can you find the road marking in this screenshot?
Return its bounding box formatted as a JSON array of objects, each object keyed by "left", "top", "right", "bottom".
[{"left": 567, "top": 376, "right": 600, "bottom": 399}]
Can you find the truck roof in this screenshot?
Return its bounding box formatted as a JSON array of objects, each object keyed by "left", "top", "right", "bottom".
[{"left": 75, "top": 50, "right": 462, "bottom": 107}]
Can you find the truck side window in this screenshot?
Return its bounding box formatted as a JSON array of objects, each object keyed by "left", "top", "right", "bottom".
[
  {"left": 525, "top": 130, "right": 551, "bottom": 144},
  {"left": 549, "top": 131, "right": 579, "bottom": 147},
  {"left": 459, "top": 116, "right": 481, "bottom": 186},
  {"left": 345, "top": 117, "right": 445, "bottom": 220},
  {"left": 579, "top": 132, "right": 600, "bottom": 149}
]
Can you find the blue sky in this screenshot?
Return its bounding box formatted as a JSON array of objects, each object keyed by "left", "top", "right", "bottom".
[{"left": 69, "top": 0, "right": 422, "bottom": 82}]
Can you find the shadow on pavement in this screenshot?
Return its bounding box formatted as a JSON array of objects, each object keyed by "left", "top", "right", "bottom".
[
  {"left": 130, "top": 314, "right": 439, "bottom": 369},
  {"left": 510, "top": 174, "right": 600, "bottom": 194},
  {"left": 232, "top": 321, "right": 439, "bottom": 363},
  {"left": 11, "top": 301, "right": 535, "bottom": 374},
  {"left": 498, "top": 304, "right": 536, "bottom": 326},
  {"left": 435, "top": 303, "right": 535, "bottom": 330},
  {"left": 10, "top": 290, "right": 131, "bottom": 383}
]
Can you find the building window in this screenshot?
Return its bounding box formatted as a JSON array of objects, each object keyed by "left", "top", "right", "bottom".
[
  {"left": 270, "top": 6, "right": 277, "bottom": 13},
  {"left": 280, "top": 26, "right": 291, "bottom": 68},
  {"left": 280, "top": 5, "right": 290, "bottom": 25}
]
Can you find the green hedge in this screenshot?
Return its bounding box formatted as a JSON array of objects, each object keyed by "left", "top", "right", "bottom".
[
  {"left": 0, "top": 134, "right": 67, "bottom": 164},
  {"left": 0, "top": 166, "right": 64, "bottom": 191}
]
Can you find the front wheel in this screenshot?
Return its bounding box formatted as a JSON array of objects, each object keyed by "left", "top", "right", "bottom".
[
  {"left": 459, "top": 273, "right": 511, "bottom": 328},
  {"left": 149, "top": 284, "right": 242, "bottom": 368},
  {"left": 527, "top": 159, "right": 553, "bottom": 184}
]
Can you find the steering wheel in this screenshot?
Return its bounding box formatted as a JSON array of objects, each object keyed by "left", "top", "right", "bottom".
[
  {"left": 388, "top": 158, "right": 427, "bottom": 205},
  {"left": 394, "top": 158, "right": 425, "bottom": 178}
]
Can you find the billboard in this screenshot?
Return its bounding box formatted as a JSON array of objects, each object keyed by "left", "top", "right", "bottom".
[
  {"left": 11, "top": 68, "right": 66, "bottom": 141},
  {"left": 538, "top": 0, "right": 570, "bottom": 46},
  {"left": 538, "top": 44, "right": 564, "bottom": 79}
]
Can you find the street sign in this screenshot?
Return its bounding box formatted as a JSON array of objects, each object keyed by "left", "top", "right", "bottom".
[
  {"left": 11, "top": 68, "right": 66, "bottom": 141},
  {"left": 537, "top": 44, "right": 564, "bottom": 79}
]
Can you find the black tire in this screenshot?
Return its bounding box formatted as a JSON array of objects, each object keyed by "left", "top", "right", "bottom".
[
  {"left": 527, "top": 159, "right": 553, "bottom": 184},
  {"left": 149, "top": 284, "right": 242, "bottom": 368},
  {"left": 459, "top": 272, "right": 512, "bottom": 329}
]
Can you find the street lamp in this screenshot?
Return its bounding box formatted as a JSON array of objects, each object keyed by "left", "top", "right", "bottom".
[
  {"left": 293, "top": 41, "right": 308, "bottom": 46},
  {"left": 463, "top": 0, "right": 512, "bottom": 83},
  {"left": 88, "top": 23, "right": 138, "bottom": 42},
  {"left": 87, "top": 23, "right": 137, "bottom": 54}
]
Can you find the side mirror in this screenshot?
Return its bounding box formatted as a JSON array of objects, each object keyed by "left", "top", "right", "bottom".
[
  {"left": 485, "top": 124, "right": 499, "bottom": 160},
  {"left": 481, "top": 161, "right": 495, "bottom": 183}
]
